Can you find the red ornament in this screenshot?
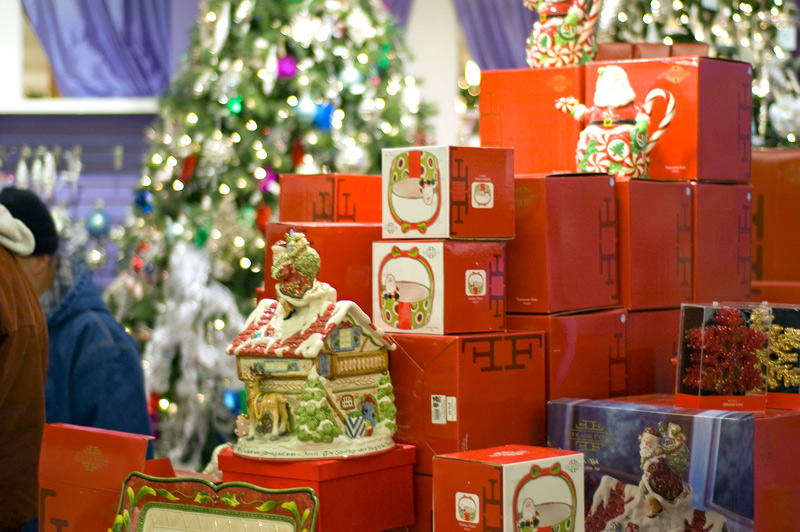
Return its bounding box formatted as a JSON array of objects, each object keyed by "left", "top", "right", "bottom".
[
  {"left": 256, "top": 203, "right": 271, "bottom": 234},
  {"left": 291, "top": 139, "right": 304, "bottom": 167},
  {"left": 180, "top": 153, "right": 198, "bottom": 183}
]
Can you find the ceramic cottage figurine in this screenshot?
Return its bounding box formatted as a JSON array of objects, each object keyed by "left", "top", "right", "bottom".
[
  {"left": 556, "top": 65, "right": 676, "bottom": 178},
  {"left": 226, "top": 230, "right": 398, "bottom": 459},
  {"left": 524, "top": 0, "right": 602, "bottom": 68}
]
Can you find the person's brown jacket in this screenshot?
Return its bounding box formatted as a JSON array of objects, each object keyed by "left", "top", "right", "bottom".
[{"left": 0, "top": 214, "right": 49, "bottom": 530}]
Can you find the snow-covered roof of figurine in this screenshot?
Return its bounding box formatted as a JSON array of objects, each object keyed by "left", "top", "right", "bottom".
[{"left": 227, "top": 230, "right": 395, "bottom": 359}]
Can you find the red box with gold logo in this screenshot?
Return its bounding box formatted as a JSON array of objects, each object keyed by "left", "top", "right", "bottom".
[
  {"left": 508, "top": 174, "right": 618, "bottom": 314},
  {"left": 373, "top": 240, "right": 505, "bottom": 335},
  {"left": 507, "top": 308, "right": 627, "bottom": 401},
  {"left": 480, "top": 67, "right": 584, "bottom": 175},
  {"left": 389, "top": 331, "right": 546, "bottom": 475},
  {"left": 264, "top": 222, "right": 380, "bottom": 316},
  {"left": 751, "top": 149, "right": 800, "bottom": 282},
  {"left": 616, "top": 178, "right": 693, "bottom": 309},
  {"left": 626, "top": 308, "right": 681, "bottom": 395},
  {"left": 381, "top": 146, "right": 514, "bottom": 240},
  {"left": 279, "top": 173, "right": 382, "bottom": 223},
  {"left": 585, "top": 57, "right": 752, "bottom": 182},
  {"left": 219, "top": 444, "right": 415, "bottom": 532},
  {"left": 38, "top": 424, "right": 167, "bottom": 532},
  {"left": 692, "top": 182, "right": 752, "bottom": 303}
]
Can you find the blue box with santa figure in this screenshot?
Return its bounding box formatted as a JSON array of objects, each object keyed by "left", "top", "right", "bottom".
[{"left": 547, "top": 394, "right": 800, "bottom": 532}]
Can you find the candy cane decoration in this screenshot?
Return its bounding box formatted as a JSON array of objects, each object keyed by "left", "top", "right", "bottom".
[
  {"left": 643, "top": 88, "right": 676, "bottom": 155},
  {"left": 577, "top": 0, "right": 603, "bottom": 50}
]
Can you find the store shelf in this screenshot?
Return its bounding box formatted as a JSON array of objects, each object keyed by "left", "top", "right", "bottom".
[{"left": 0, "top": 97, "right": 158, "bottom": 115}]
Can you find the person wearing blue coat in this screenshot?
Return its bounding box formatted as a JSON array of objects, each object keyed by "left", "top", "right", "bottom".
[{"left": 0, "top": 188, "right": 152, "bottom": 449}]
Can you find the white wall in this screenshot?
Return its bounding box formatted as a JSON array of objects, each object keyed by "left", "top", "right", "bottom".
[
  {"left": 403, "top": 0, "right": 460, "bottom": 145},
  {"left": 0, "top": 0, "right": 24, "bottom": 101}
]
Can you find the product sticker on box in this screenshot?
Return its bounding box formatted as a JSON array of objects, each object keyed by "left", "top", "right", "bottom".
[
  {"left": 433, "top": 445, "right": 584, "bottom": 532},
  {"left": 548, "top": 398, "right": 754, "bottom": 532},
  {"left": 676, "top": 303, "right": 768, "bottom": 411}
]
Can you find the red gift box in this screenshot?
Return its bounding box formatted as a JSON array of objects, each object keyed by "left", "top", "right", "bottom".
[
  {"left": 751, "top": 280, "right": 800, "bottom": 305},
  {"left": 389, "top": 331, "right": 546, "bottom": 475},
  {"left": 670, "top": 42, "right": 710, "bottom": 57},
  {"left": 507, "top": 174, "right": 618, "bottom": 314},
  {"left": 507, "top": 308, "right": 628, "bottom": 401},
  {"left": 432, "top": 445, "right": 585, "bottom": 532},
  {"left": 410, "top": 473, "right": 432, "bottom": 532},
  {"left": 279, "top": 173, "right": 381, "bottom": 223},
  {"left": 616, "top": 177, "right": 693, "bottom": 309},
  {"left": 373, "top": 240, "right": 505, "bottom": 335},
  {"left": 548, "top": 394, "right": 800, "bottom": 532},
  {"left": 585, "top": 57, "right": 752, "bottom": 182},
  {"left": 692, "top": 182, "right": 752, "bottom": 303},
  {"left": 381, "top": 145, "right": 514, "bottom": 240},
  {"left": 626, "top": 308, "right": 681, "bottom": 395},
  {"left": 751, "top": 148, "right": 800, "bottom": 282},
  {"left": 594, "top": 43, "right": 634, "bottom": 61},
  {"left": 480, "top": 67, "right": 584, "bottom": 175},
  {"left": 264, "top": 222, "right": 380, "bottom": 316},
  {"left": 633, "top": 42, "right": 671, "bottom": 58},
  {"left": 38, "top": 424, "right": 166, "bottom": 532},
  {"left": 218, "top": 444, "right": 415, "bottom": 532}
]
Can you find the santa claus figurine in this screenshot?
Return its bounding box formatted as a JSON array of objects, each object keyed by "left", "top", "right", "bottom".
[
  {"left": 556, "top": 65, "right": 675, "bottom": 178},
  {"left": 525, "top": 0, "right": 602, "bottom": 68}
]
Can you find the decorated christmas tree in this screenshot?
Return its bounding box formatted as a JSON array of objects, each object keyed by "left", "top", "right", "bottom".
[
  {"left": 596, "top": 0, "right": 799, "bottom": 147},
  {"left": 105, "top": 0, "right": 429, "bottom": 468}
]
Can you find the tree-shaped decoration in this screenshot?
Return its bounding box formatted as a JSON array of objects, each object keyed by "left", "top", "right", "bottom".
[
  {"left": 376, "top": 374, "right": 397, "bottom": 432},
  {"left": 681, "top": 308, "right": 767, "bottom": 395},
  {"left": 294, "top": 368, "right": 342, "bottom": 444}
]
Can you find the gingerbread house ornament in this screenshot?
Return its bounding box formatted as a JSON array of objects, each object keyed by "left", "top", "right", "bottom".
[{"left": 227, "top": 231, "right": 398, "bottom": 459}]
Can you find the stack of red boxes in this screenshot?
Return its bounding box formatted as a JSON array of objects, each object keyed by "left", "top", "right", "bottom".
[
  {"left": 750, "top": 149, "right": 800, "bottom": 303},
  {"left": 261, "top": 173, "right": 383, "bottom": 315},
  {"left": 481, "top": 54, "right": 754, "bottom": 404},
  {"left": 375, "top": 145, "right": 548, "bottom": 532}
]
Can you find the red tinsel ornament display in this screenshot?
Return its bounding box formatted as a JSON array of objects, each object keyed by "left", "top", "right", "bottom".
[{"left": 681, "top": 308, "right": 767, "bottom": 395}]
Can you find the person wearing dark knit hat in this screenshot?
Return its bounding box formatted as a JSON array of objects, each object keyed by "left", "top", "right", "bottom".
[{"left": 0, "top": 188, "right": 152, "bottom": 474}]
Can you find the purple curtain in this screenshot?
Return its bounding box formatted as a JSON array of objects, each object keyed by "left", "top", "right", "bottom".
[
  {"left": 452, "top": 0, "right": 538, "bottom": 70},
  {"left": 22, "top": 0, "right": 171, "bottom": 97},
  {"left": 384, "top": 0, "right": 414, "bottom": 28}
]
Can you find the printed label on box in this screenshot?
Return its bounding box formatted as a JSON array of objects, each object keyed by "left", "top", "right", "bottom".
[
  {"left": 471, "top": 182, "right": 494, "bottom": 209},
  {"left": 446, "top": 396, "right": 457, "bottom": 422},
  {"left": 465, "top": 270, "right": 487, "bottom": 296},
  {"left": 432, "top": 395, "right": 446, "bottom": 424},
  {"left": 456, "top": 492, "right": 480, "bottom": 523}
]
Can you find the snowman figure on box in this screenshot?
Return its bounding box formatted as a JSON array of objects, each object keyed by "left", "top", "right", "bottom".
[{"left": 556, "top": 65, "right": 675, "bottom": 178}]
